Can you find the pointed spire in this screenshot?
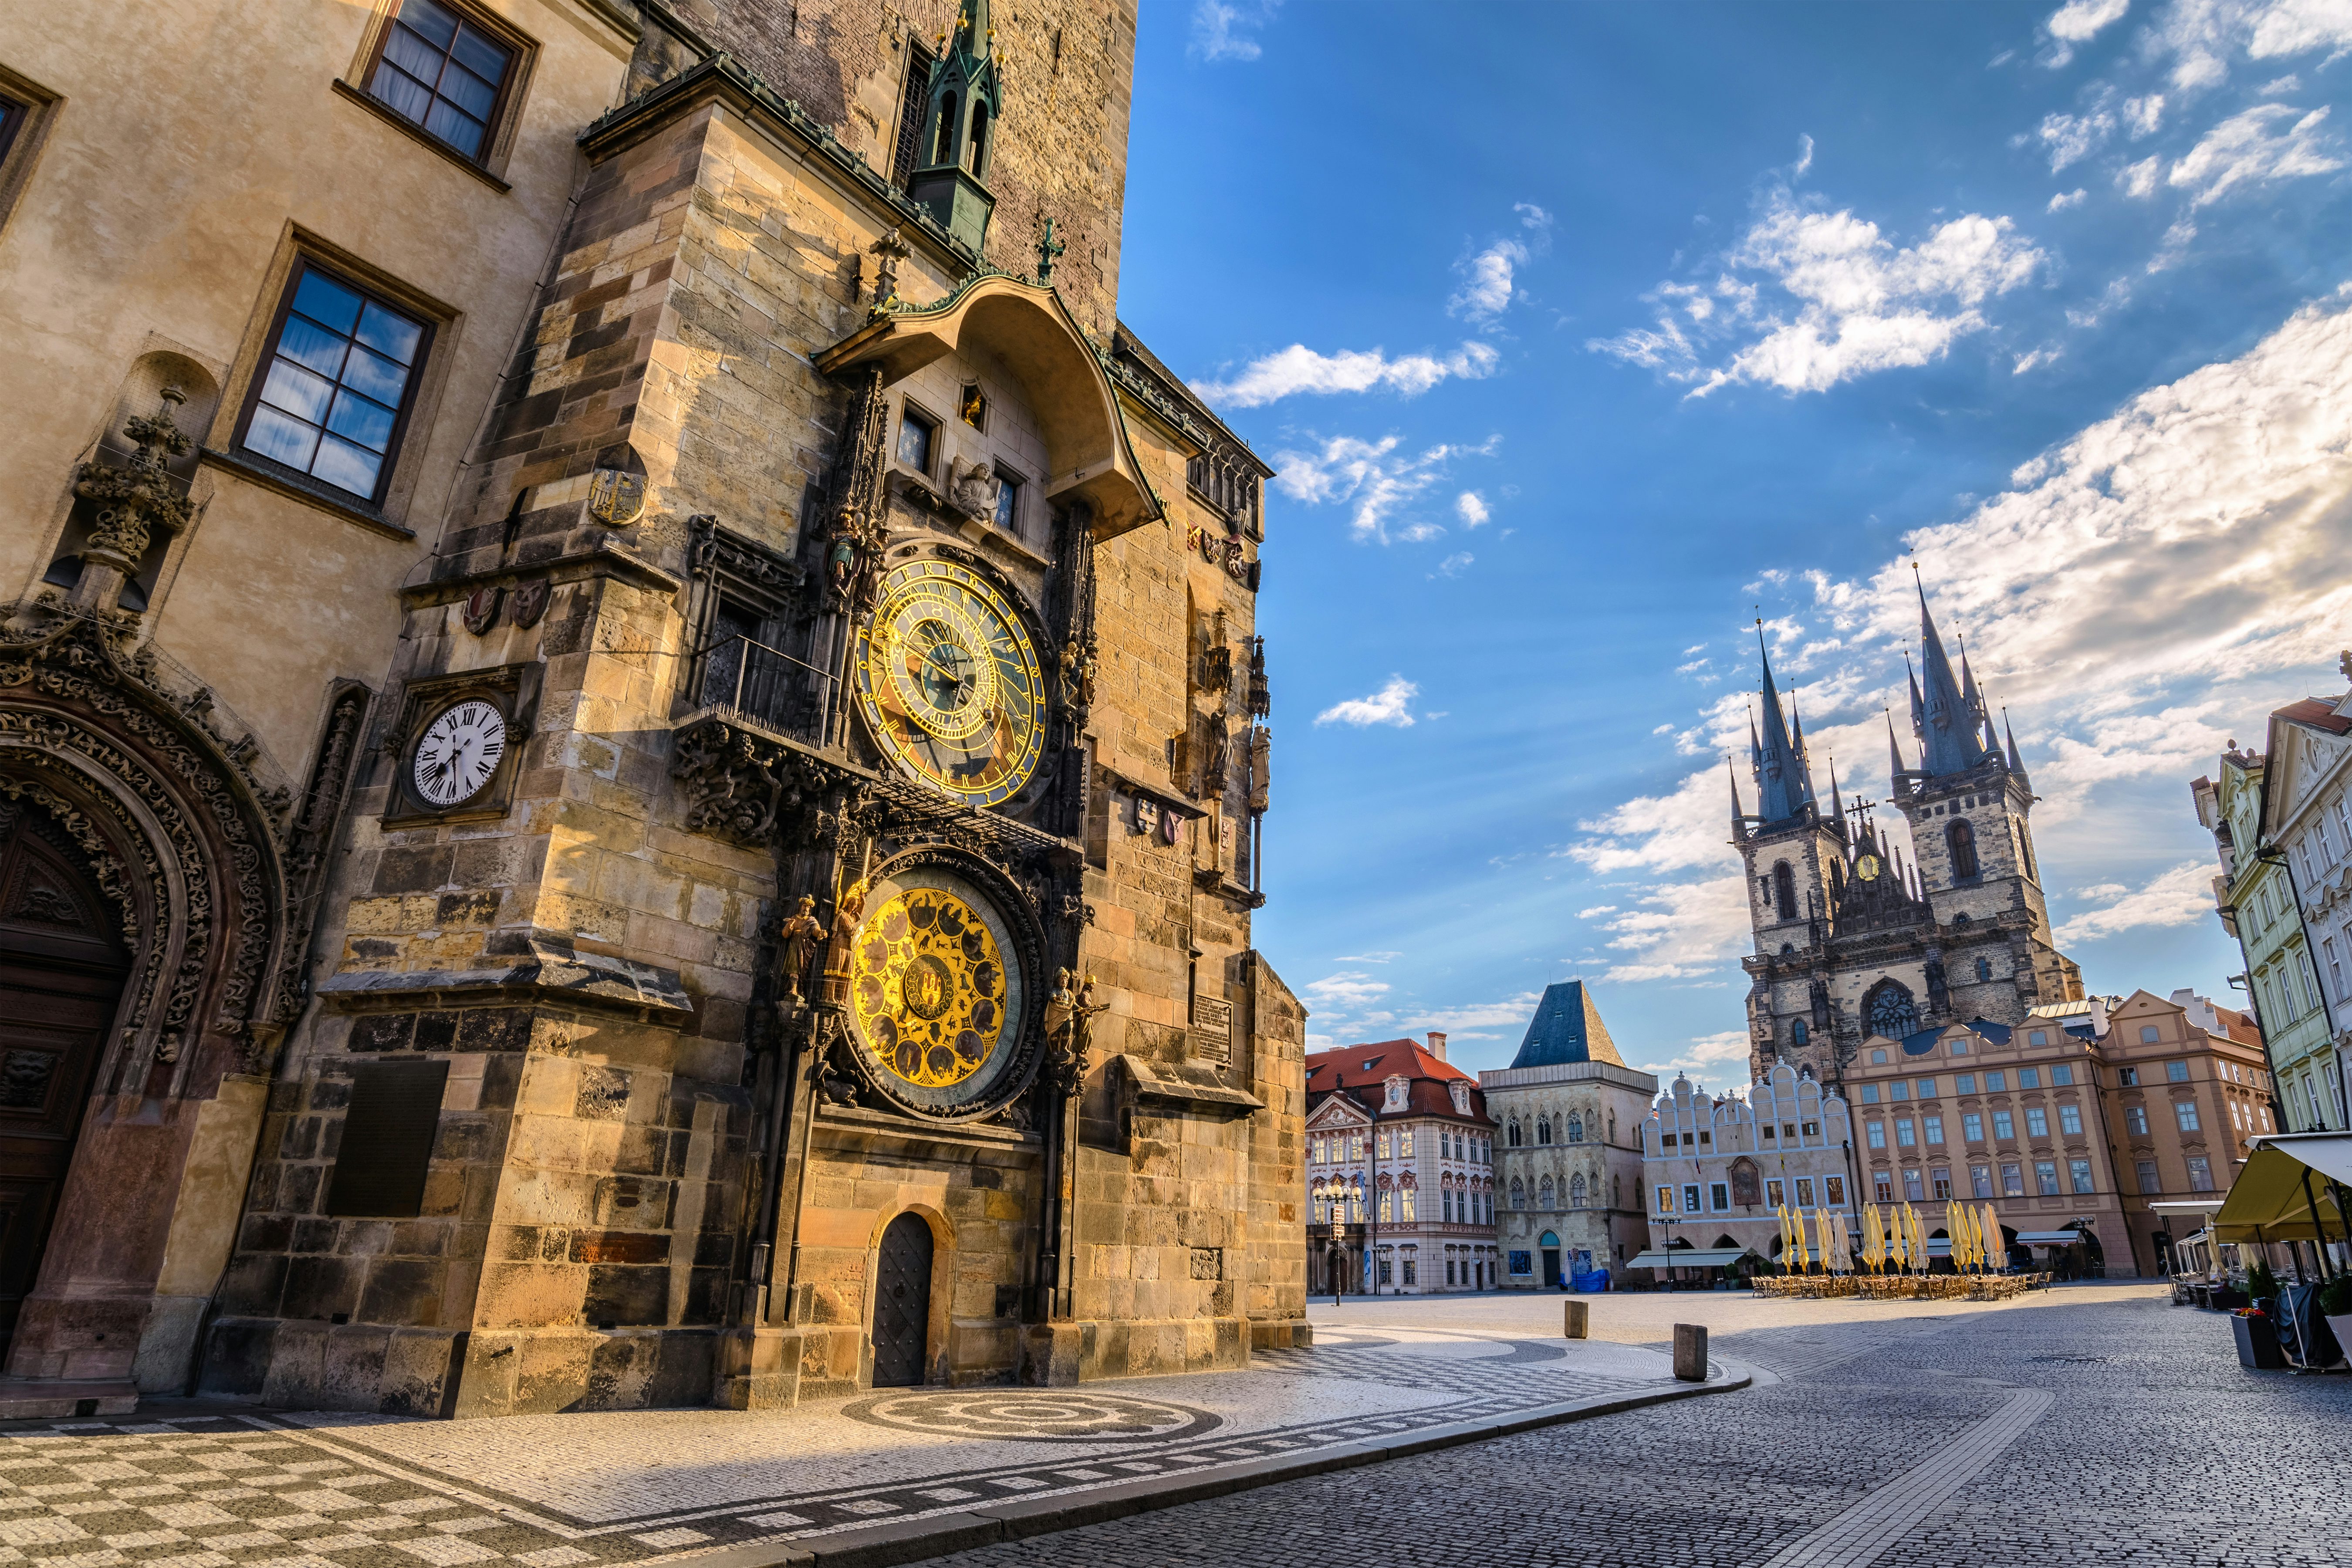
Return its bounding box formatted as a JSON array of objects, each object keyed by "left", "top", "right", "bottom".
[
  {"left": 1753, "top": 625, "right": 1808, "bottom": 824},
  {"left": 1789, "top": 698, "right": 1819, "bottom": 806},
  {"left": 1906, "top": 649, "right": 1925, "bottom": 730},
  {"left": 1913, "top": 574, "right": 1990, "bottom": 777},
  {"left": 1828, "top": 755, "right": 1849, "bottom": 841},
  {"left": 2003, "top": 707, "right": 2024, "bottom": 773},
  {"left": 1886, "top": 709, "right": 1910, "bottom": 797},
  {"left": 1727, "top": 754, "right": 1747, "bottom": 835}
]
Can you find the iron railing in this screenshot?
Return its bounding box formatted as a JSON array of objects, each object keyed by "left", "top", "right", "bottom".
[{"left": 695, "top": 633, "right": 838, "bottom": 742}]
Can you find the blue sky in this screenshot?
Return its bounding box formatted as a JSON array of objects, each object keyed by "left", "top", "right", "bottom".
[{"left": 1115, "top": 0, "right": 2352, "bottom": 1082}]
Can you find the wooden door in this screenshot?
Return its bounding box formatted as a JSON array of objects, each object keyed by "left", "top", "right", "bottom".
[
  {"left": 871, "top": 1213, "right": 933, "bottom": 1388},
  {"left": 0, "top": 808, "right": 130, "bottom": 1363}
]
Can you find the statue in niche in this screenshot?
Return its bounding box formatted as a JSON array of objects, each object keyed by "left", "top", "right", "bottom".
[
  {"left": 775, "top": 895, "right": 824, "bottom": 1004},
  {"left": 948, "top": 458, "right": 999, "bottom": 520},
  {"left": 1058, "top": 638, "right": 1096, "bottom": 709},
  {"left": 1203, "top": 713, "right": 1230, "bottom": 795},
  {"left": 1924, "top": 955, "right": 1950, "bottom": 1016},
  {"left": 820, "top": 880, "right": 868, "bottom": 1007}
]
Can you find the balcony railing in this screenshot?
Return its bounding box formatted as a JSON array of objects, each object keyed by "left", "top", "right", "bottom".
[{"left": 692, "top": 633, "right": 838, "bottom": 743}]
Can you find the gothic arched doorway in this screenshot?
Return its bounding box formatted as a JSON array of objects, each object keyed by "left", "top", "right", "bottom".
[
  {"left": 0, "top": 801, "right": 130, "bottom": 1364},
  {"left": 872, "top": 1213, "right": 935, "bottom": 1387}
]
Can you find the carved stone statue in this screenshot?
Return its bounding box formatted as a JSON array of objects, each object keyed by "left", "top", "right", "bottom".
[
  {"left": 1203, "top": 713, "right": 1230, "bottom": 795},
  {"left": 868, "top": 226, "right": 910, "bottom": 309},
  {"left": 949, "top": 458, "right": 1000, "bottom": 520},
  {"left": 776, "top": 894, "right": 824, "bottom": 1004},
  {"left": 820, "top": 880, "right": 868, "bottom": 1007},
  {"left": 1924, "top": 954, "right": 1950, "bottom": 1016},
  {"left": 1058, "top": 639, "right": 1096, "bottom": 709}
]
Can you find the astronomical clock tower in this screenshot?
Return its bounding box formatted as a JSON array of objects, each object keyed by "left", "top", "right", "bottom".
[{"left": 194, "top": 0, "right": 1310, "bottom": 1416}]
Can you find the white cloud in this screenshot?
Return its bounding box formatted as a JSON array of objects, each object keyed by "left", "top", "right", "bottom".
[
  {"left": 2014, "top": 347, "right": 2061, "bottom": 373},
  {"left": 1187, "top": 0, "right": 1278, "bottom": 61},
  {"left": 1315, "top": 675, "right": 1419, "bottom": 729},
  {"left": 2125, "top": 93, "right": 2166, "bottom": 138},
  {"left": 1515, "top": 202, "right": 1554, "bottom": 231},
  {"left": 1793, "top": 133, "right": 1816, "bottom": 177},
  {"left": 1396, "top": 992, "right": 1546, "bottom": 1041},
  {"left": 1578, "top": 905, "right": 1620, "bottom": 917},
  {"left": 1453, "top": 240, "right": 1529, "bottom": 321},
  {"left": 1274, "top": 433, "right": 1498, "bottom": 542},
  {"left": 1337, "top": 951, "right": 1401, "bottom": 963},
  {"left": 1635, "top": 1029, "right": 1757, "bottom": 1078},
  {"left": 1300, "top": 971, "right": 1391, "bottom": 1011},
  {"left": 2044, "top": 0, "right": 2131, "bottom": 65},
  {"left": 2048, "top": 188, "right": 2089, "bottom": 211},
  {"left": 2167, "top": 104, "right": 2343, "bottom": 206},
  {"left": 2152, "top": 0, "right": 2352, "bottom": 93},
  {"left": 1193, "top": 341, "right": 1498, "bottom": 409},
  {"left": 2039, "top": 108, "right": 2115, "bottom": 171},
  {"left": 1435, "top": 551, "right": 1473, "bottom": 578},
  {"left": 2119, "top": 155, "right": 2163, "bottom": 196},
  {"left": 1575, "top": 284, "right": 2352, "bottom": 998},
  {"left": 2257, "top": 72, "right": 2303, "bottom": 93},
  {"left": 1591, "top": 182, "right": 2045, "bottom": 396},
  {"left": 1455, "top": 491, "right": 1490, "bottom": 526},
  {"left": 2054, "top": 861, "right": 2219, "bottom": 943}
]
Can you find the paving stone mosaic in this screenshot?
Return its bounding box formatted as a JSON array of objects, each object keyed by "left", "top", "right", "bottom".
[{"left": 0, "top": 1326, "right": 1696, "bottom": 1566}]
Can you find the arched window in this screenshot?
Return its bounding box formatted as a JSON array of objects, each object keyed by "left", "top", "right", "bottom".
[
  {"left": 966, "top": 99, "right": 990, "bottom": 174},
  {"left": 2017, "top": 821, "right": 2037, "bottom": 880},
  {"left": 1510, "top": 1178, "right": 1525, "bottom": 1209},
  {"left": 1567, "top": 1114, "right": 1584, "bottom": 1142},
  {"left": 1946, "top": 819, "right": 1980, "bottom": 881},
  {"left": 1612, "top": 1174, "right": 1622, "bottom": 1206},
  {"left": 1608, "top": 1111, "right": 1617, "bottom": 1143},
  {"left": 933, "top": 92, "right": 958, "bottom": 165},
  {"left": 1507, "top": 1119, "right": 1522, "bottom": 1148},
  {"left": 1539, "top": 1176, "right": 1555, "bottom": 1209},
  {"left": 1975, "top": 957, "right": 1992, "bottom": 982},
  {"left": 1537, "top": 1117, "right": 1552, "bottom": 1144},
  {"left": 1570, "top": 1173, "right": 1587, "bottom": 1207},
  {"left": 1442, "top": 1187, "right": 1454, "bottom": 1223},
  {"left": 1865, "top": 980, "right": 1920, "bottom": 1041},
  {"left": 1829, "top": 857, "right": 1845, "bottom": 898},
  {"left": 1774, "top": 861, "right": 1798, "bottom": 919},
  {"left": 1793, "top": 1019, "right": 1810, "bottom": 1047}
]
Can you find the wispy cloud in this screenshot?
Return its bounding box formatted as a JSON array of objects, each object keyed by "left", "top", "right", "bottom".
[
  {"left": 1274, "top": 433, "right": 1499, "bottom": 542},
  {"left": 2152, "top": 0, "right": 2352, "bottom": 93},
  {"left": 1590, "top": 179, "right": 2044, "bottom": 396},
  {"left": 1187, "top": 0, "right": 1278, "bottom": 62},
  {"left": 1455, "top": 491, "right": 1490, "bottom": 526},
  {"left": 2055, "top": 861, "right": 2219, "bottom": 943},
  {"left": 1193, "top": 341, "right": 1498, "bottom": 409},
  {"left": 2038, "top": 107, "right": 2115, "bottom": 171},
  {"left": 2167, "top": 103, "right": 2342, "bottom": 206},
  {"left": 1451, "top": 204, "right": 1554, "bottom": 322},
  {"left": 2048, "top": 187, "right": 2089, "bottom": 211},
  {"left": 1316, "top": 675, "right": 1419, "bottom": 729},
  {"left": 2044, "top": 0, "right": 2131, "bottom": 66},
  {"left": 1435, "top": 551, "right": 1474, "bottom": 578}
]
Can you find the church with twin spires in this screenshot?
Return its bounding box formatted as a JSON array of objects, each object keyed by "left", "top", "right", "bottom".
[{"left": 1734, "top": 589, "right": 2085, "bottom": 1082}]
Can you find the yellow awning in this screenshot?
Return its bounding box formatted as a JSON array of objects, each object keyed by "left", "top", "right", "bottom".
[{"left": 2210, "top": 1133, "right": 2352, "bottom": 1244}]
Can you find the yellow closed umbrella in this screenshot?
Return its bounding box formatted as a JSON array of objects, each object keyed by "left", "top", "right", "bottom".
[
  {"left": 1887, "top": 1208, "right": 1908, "bottom": 1273},
  {"left": 1815, "top": 1207, "right": 1841, "bottom": 1274},
  {"left": 1981, "top": 1202, "right": 2004, "bottom": 1270},
  {"left": 1952, "top": 1202, "right": 1976, "bottom": 1272},
  {"left": 1859, "top": 1205, "right": 1882, "bottom": 1272},
  {"left": 1913, "top": 1204, "right": 1932, "bottom": 1272},
  {"left": 1775, "top": 1204, "right": 1791, "bottom": 1270}
]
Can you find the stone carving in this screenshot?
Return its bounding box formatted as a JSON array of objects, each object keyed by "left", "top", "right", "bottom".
[
  {"left": 1041, "top": 968, "right": 1102, "bottom": 1100},
  {"left": 689, "top": 515, "right": 804, "bottom": 598},
  {"left": 1203, "top": 713, "right": 1230, "bottom": 798},
  {"left": 823, "top": 366, "right": 890, "bottom": 615},
  {"left": 269, "top": 682, "right": 369, "bottom": 1027},
  {"left": 868, "top": 226, "right": 911, "bottom": 310},
  {"left": 72, "top": 389, "right": 196, "bottom": 585},
  {"left": 1034, "top": 217, "right": 1065, "bottom": 287},
  {"left": 460, "top": 585, "right": 502, "bottom": 635},
  {"left": 671, "top": 720, "right": 786, "bottom": 845},
  {"left": 776, "top": 894, "right": 823, "bottom": 1004},
  {"left": 1247, "top": 726, "right": 1270, "bottom": 814},
  {"left": 948, "top": 458, "right": 1000, "bottom": 520},
  {"left": 1247, "top": 636, "right": 1269, "bottom": 720},
  {"left": 507, "top": 578, "right": 551, "bottom": 629},
  {"left": 1924, "top": 953, "right": 1950, "bottom": 1016},
  {"left": 1056, "top": 638, "right": 1095, "bottom": 710}
]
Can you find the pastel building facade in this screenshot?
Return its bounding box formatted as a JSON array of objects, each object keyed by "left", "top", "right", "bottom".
[{"left": 1638, "top": 1065, "right": 1852, "bottom": 1269}]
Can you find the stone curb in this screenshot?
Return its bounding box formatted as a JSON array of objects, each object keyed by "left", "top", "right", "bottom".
[{"left": 687, "top": 1362, "right": 1755, "bottom": 1568}]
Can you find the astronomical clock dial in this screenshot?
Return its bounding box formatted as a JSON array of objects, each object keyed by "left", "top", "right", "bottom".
[
  {"left": 411, "top": 699, "right": 506, "bottom": 808},
  {"left": 853, "top": 560, "right": 1044, "bottom": 808},
  {"left": 844, "top": 865, "right": 1032, "bottom": 1116},
  {"left": 1855, "top": 854, "right": 1882, "bottom": 882}
]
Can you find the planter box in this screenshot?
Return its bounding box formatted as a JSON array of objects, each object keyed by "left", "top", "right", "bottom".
[
  {"left": 2232, "top": 1313, "right": 2286, "bottom": 1370},
  {"left": 2327, "top": 1315, "right": 2352, "bottom": 1369}
]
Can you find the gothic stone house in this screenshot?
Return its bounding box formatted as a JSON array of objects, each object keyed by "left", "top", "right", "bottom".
[{"left": 0, "top": 0, "right": 1308, "bottom": 1419}]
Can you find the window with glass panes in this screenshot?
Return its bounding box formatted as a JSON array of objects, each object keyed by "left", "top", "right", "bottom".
[
  {"left": 241, "top": 265, "right": 426, "bottom": 500},
  {"left": 370, "top": 0, "right": 515, "bottom": 161}
]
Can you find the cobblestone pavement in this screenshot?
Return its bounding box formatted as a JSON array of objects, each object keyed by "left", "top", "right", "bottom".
[
  {"left": 927, "top": 1285, "right": 2352, "bottom": 1568},
  {"left": 0, "top": 1325, "right": 1701, "bottom": 1568}
]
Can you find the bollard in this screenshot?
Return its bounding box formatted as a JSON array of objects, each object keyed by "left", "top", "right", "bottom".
[
  {"left": 1564, "top": 1300, "right": 1588, "bottom": 1339},
  {"left": 1672, "top": 1322, "right": 1708, "bottom": 1382}
]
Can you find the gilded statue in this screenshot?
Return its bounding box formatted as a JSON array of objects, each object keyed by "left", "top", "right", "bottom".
[{"left": 775, "top": 894, "right": 824, "bottom": 1004}]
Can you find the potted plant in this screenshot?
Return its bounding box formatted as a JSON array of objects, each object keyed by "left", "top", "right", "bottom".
[
  {"left": 2231, "top": 1305, "right": 2287, "bottom": 1370},
  {"left": 2320, "top": 1276, "right": 2352, "bottom": 1368}
]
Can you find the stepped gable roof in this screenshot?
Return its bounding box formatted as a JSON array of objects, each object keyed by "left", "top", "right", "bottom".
[
  {"left": 1305, "top": 1039, "right": 1491, "bottom": 1124},
  {"left": 1507, "top": 981, "right": 1625, "bottom": 1069}
]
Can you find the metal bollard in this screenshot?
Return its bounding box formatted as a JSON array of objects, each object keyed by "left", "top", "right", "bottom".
[
  {"left": 1564, "top": 1300, "right": 1588, "bottom": 1339},
  {"left": 1672, "top": 1322, "right": 1708, "bottom": 1382}
]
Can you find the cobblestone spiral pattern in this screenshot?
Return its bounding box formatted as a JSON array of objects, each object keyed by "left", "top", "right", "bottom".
[{"left": 842, "top": 1390, "right": 1224, "bottom": 1443}]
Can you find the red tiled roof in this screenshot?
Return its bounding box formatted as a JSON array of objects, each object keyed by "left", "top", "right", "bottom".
[
  {"left": 2273, "top": 696, "right": 2352, "bottom": 736},
  {"left": 1304, "top": 1038, "right": 1493, "bottom": 1126}
]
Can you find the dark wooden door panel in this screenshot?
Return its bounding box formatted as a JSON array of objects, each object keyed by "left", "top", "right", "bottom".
[{"left": 872, "top": 1213, "right": 933, "bottom": 1388}]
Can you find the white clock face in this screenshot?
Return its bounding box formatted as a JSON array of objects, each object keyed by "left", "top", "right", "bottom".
[{"left": 412, "top": 699, "right": 506, "bottom": 808}]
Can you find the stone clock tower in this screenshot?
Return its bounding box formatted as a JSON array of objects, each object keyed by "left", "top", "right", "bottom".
[
  {"left": 193, "top": 0, "right": 1308, "bottom": 1416},
  {"left": 1735, "top": 594, "right": 2082, "bottom": 1083}
]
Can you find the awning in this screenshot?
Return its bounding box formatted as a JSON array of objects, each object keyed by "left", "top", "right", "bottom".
[
  {"left": 2210, "top": 1134, "right": 2352, "bottom": 1244},
  {"left": 2148, "top": 1199, "right": 2227, "bottom": 1215},
  {"left": 1626, "top": 1247, "right": 1759, "bottom": 1268},
  {"left": 2015, "top": 1230, "right": 2092, "bottom": 1245}
]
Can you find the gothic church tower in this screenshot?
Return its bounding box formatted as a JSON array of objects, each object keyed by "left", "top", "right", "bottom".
[{"left": 1737, "top": 594, "right": 2082, "bottom": 1082}]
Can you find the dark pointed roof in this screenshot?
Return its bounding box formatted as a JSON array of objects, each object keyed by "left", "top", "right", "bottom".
[
  {"left": 1914, "top": 584, "right": 1988, "bottom": 777},
  {"left": 1507, "top": 981, "right": 1625, "bottom": 1069},
  {"left": 1753, "top": 630, "right": 1808, "bottom": 825}
]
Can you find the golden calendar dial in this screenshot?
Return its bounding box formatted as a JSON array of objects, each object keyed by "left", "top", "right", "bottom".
[
  {"left": 853, "top": 560, "right": 1044, "bottom": 808},
  {"left": 839, "top": 861, "right": 1036, "bottom": 1118}
]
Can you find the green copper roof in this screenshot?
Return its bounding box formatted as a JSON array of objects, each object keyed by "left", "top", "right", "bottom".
[{"left": 1507, "top": 981, "right": 1625, "bottom": 1069}]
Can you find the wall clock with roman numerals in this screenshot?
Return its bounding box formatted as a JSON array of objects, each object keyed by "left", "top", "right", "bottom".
[
  {"left": 412, "top": 699, "right": 506, "bottom": 807},
  {"left": 853, "top": 558, "right": 1044, "bottom": 809},
  {"left": 380, "top": 663, "right": 537, "bottom": 826}
]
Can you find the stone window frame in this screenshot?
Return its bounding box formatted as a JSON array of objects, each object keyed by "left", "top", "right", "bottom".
[
  {"left": 0, "top": 60, "right": 62, "bottom": 240},
  {"left": 206, "top": 226, "right": 463, "bottom": 537},
  {"left": 893, "top": 395, "right": 944, "bottom": 483},
  {"left": 335, "top": 0, "right": 541, "bottom": 188},
  {"left": 682, "top": 520, "right": 804, "bottom": 724}
]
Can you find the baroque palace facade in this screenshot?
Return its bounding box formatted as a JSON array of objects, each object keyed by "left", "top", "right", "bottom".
[{"left": 0, "top": 0, "right": 1305, "bottom": 1418}]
